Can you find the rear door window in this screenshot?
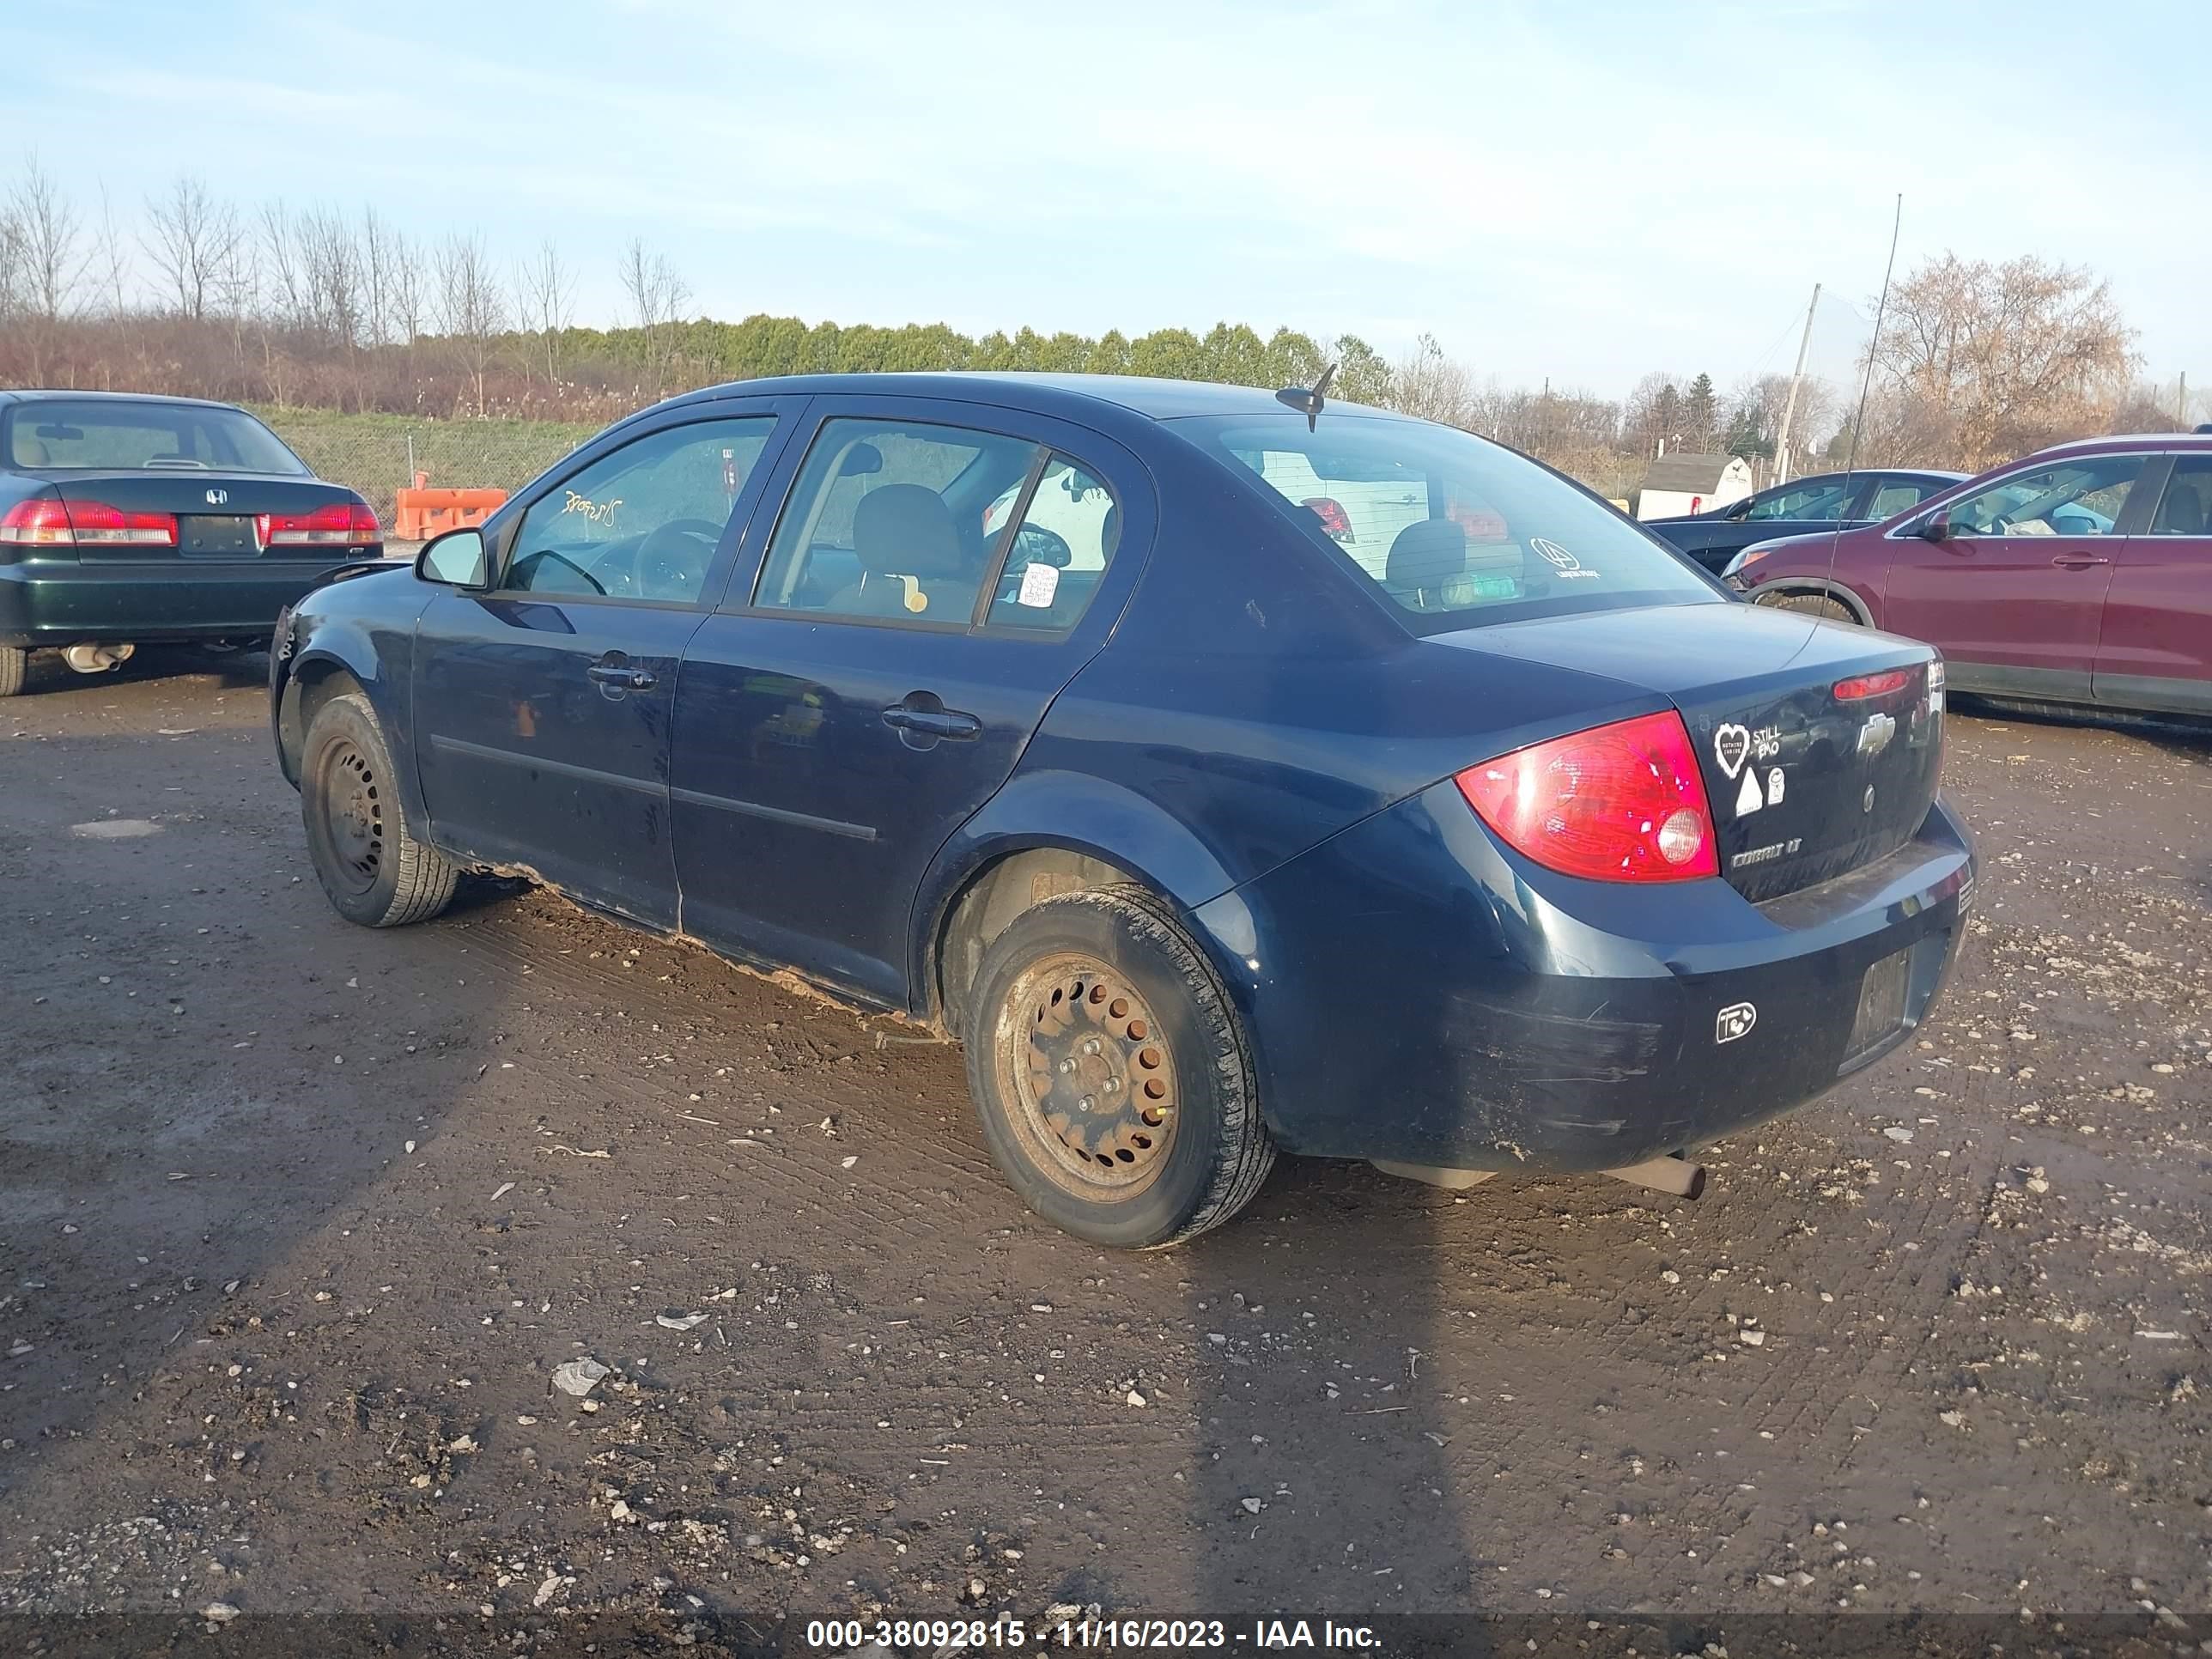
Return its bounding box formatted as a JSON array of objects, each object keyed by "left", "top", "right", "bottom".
[
  {"left": 1744, "top": 477, "right": 1852, "bottom": 521},
  {"left": 980, "top": 455, "right": 1121, "bottom": 632},
  {"left": 2147, "top": 456, "right": 2212, "bottom": 537},
  {"left": 1868, "top": 476, "right": 1945, "bottom": 518},
  {"left": 1182, "top": 413, "right": 1718, "bottom": 632},
  {"left": 751, "top": 417, "right": 1043, "bottom": 626}
]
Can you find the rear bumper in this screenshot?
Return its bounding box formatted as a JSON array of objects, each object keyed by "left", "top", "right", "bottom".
[
  {"left": 0, "top": 556, "right": 369, "bottom": 647},
  {"left": 1191, "top": 783, "right": 1973, "bottom": 1171}
]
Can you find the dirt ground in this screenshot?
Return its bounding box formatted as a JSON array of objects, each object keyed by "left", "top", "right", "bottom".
[{"left": 1, "top": 647, "right": 2207, "bottom": 1649}]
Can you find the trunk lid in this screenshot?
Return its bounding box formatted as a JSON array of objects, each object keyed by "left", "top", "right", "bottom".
[
  {"left": 1443, "top": 601, "right": 1943, "bottom": 902},
  {"left": 45, "top": 471, "right": 374, "bottom": 562}
]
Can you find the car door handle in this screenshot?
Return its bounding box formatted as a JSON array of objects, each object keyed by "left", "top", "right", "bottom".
[
  {"left": 587, "top": 663, "right": 656, "bottom": 689},
  {"left": 2051, "top": 553, "right": 2112, "bottom": 569},
  {"left": 882, "top": 703, "right": 981, "bottom": 740}
]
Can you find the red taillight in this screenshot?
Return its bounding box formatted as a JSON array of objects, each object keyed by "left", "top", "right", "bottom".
[
  {"left": 0, "top": 497, "right": 175, "bottom": 547},
  {"left": 1455, "top": 710, "right": 1719, "bottom": 883},
  {"left": 1833, "top": 668, "right": 1915, "bottom": 701},
  {"left": 257, "top": 502, "right": 380, "bottom": 547},
  {"left": 1302, "top": 496, "right": 1354, "bottom": 543},
  {"left": 0, "top": 499, "right": 75, "bottom": 546}
]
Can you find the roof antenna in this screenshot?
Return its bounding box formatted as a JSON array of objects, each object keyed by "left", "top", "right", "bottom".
[
  {"left": 1785, "top": 191, "right": 1901, "bottom": 669},
  {"left": 1276, "top": 361, "right": 1337, "bottom": 431}
]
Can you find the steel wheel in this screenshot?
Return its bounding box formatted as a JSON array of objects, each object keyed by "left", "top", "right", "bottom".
[
  {"left": 297, "top": 690, "right": 459, "bottom": 928},
  {"left": 1002, "top": 951, "right": 1179, "bottom": 1197},
  {"left": 312, "top": 737, "right": 386, "bottom": 897}
]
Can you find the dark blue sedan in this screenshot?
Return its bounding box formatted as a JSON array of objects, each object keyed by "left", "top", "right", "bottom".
[{"left": 270, "top": 374, "right": 1972, "bottom": 1247}]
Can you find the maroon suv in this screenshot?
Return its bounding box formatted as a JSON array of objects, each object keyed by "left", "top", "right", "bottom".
[{"left": 1726, "top": 432, "right": 2212, "bottom": 719}]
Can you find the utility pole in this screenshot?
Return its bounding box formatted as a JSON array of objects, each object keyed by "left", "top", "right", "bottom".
[
  {"left": 1771, "top": 282, "right": 1821, "bottom": 488},
  {"left": 2179, "top": 371, "right": 2188, "bottom": 428}
]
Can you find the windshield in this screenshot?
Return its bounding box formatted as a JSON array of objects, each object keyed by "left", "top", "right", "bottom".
[
  {"left": 5, "top": 400, "right": 308, "bottom": 475},
  {"left": 1177, "top": 413, "right": 1720, "bottom": 633}
]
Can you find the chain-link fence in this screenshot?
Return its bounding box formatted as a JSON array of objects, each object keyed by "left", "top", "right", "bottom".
[{"left": 254, "top": 410, "right": 598, "bottom": 537}]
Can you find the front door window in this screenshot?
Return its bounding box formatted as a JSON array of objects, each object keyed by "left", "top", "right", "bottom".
[
  {"left": 1745, "top": 478, "right": 1852, "bottom": 521},
  {"left": 1944, "top": 457, "right": 2144, "bottom": 538},
  {"left": 503, "top": 418, "right": 778, "bottom": 602}
]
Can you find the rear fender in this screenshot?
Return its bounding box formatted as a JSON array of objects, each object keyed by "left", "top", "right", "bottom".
[{"left": 907, "top": 769, "right": 1243, "bottom": 1024}]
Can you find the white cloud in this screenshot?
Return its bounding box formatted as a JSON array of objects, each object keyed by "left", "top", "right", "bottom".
[{"left": 16, "top": 0, "right": 2208, "bottom": 391}]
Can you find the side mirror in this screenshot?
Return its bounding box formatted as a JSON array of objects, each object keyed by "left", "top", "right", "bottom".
[
  {"left": 1917, "top": 508, "right": 1954, "bottom": 543},
  {"left": 1725, "top": 499, "right": 1753, "bottom": 521},
  {"left": 416, "top": 526, "right": 489, "bottom": 588}
]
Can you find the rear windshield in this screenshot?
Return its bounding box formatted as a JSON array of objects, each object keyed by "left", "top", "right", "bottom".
[
  {"left": 1178, "top": 412, "right": 1720, "bottom": 632},
  {"left": 5, "top": 401, "right": 308, "bottom": 475}
]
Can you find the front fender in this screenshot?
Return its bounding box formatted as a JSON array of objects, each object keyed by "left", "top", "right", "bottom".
[
  {"left": 272, "top": 616, "right": 422, "bottom": 822},
  {"left": 905, "top": 768, "right": 1243, "bottom": 1016}
]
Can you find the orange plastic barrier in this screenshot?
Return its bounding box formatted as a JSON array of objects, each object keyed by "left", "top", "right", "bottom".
[{"left": 394, "top": 472, "right": 507, "bottom": 541}]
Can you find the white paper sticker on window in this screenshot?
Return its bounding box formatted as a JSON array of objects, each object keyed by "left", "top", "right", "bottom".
[{"left": 1017, "top": 562, "right": 1060, "bottom": 608}]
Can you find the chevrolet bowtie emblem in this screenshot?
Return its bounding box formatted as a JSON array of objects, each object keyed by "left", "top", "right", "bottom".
[{"left": 1856, "top": 711, "right": 1896, "bottom": 760}]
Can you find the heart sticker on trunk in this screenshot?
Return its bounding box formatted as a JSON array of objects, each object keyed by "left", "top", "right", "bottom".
[{"left": 1713, "top": 723, "right": 1751, "bottom": 778}]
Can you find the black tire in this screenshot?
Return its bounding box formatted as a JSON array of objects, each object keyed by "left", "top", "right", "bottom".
[
  {"left": 963, "top": 884, "right": 1274, "bottom": 1249},
  {"left": 300, "top": 690, "right": 459, "bottom": 927},
  {"left": 0, "top": 646, "right": 24, "bottom": 698},
  {"left": 1758, "top": 591, "right": 1857, "bottom": 623}
]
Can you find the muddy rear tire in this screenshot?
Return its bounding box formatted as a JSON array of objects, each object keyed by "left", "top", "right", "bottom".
[
  {"left": 0, "top": 646, "right": 25, "bottom": 698},
  {"left": 301, "top": 690, "right": 459, "bottom": 927},
  {"left": 964, "top": 884, "right": 1274, "bottom": 1249}
]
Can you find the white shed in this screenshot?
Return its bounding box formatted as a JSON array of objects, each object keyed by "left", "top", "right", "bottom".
[{"left": 1634, "top": 453, "right": 1754, "bottom": 520}]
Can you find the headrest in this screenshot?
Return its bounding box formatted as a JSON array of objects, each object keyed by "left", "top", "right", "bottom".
[
  {"left": 2159, "top": 483, "right": 2204, "bottom": 535},
  {"left": 1386, "top": 518, "right": 1468, "bottom": 591},
  {"left": 853, "top": 484, "right": 965, "bottom": 577}
]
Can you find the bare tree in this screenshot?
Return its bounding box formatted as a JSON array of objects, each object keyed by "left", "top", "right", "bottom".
[
  {"left": 90, "top": 184, "right": 133, "bottom": 317},
  {"left": 516, "top": 239, "right": 573, "bottom": 386},
  {"left": 435, "top": 232, "right": 507, "bottom": 416},
  {"left": 389, "top": 228, "right": 426, "bottom": 345},
  {"left": 143, "top": 175, "right": 241, "bottom": 320},
  {"left": 620, "top": 236, "right": 690, "bottom": 395},
  {"left": 259, "top": 200, "right": 307, "bottom": 329},
  {"left": 1865, "top": 253, "right": 2140, "bottom": 468},
  {"left": 359, "top": 205, "right": 397, "bottom": 346},
  {"left": 1389, "top": 332, "right": 1474, "bottom": 427},
  {"left": 9, "top": 153, "right": 85, "bottom": 322},
  {"left": 297, "top": 206, "right": 364, "bottom": 349},
  {"left": 0, "top": 203, "right": 25, "bottom": 324}
]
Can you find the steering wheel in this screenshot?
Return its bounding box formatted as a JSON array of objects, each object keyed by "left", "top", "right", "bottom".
[
  {"left": 1011, "top": 525, "right": 1073, "bottom": 568},
  {"left": 631, "top": 519, "right": 722, "bottom": 600}
]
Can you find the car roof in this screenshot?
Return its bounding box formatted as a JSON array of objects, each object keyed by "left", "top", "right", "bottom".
[
  {"left": 659, "top": 371, "right": 1408, "bottom": 425},
  {"left": 0, "top": 388, "right": 252, "bottom": 413},
  {"left": 2024, "top": 430, "right": 2212, "bottom": 459}
]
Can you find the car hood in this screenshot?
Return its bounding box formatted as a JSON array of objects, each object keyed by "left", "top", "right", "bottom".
[{"left": 1736, "top": 530, "right": 1844, "bottom": 559}]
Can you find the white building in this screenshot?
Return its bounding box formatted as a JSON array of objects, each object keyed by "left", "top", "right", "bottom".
[{"left": 1634, "top": 453, "right": 1754, "bottom": 520}]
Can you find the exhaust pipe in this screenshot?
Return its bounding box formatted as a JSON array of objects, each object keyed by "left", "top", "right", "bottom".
[
  {"left": 1601, "top": 1155, "right": 1705, "bottom": 1200},
  {"left": 63, "top": 642, "right": 134, "bottom": 675}
]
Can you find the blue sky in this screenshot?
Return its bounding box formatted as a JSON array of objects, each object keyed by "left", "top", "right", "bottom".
[{"left": 12, "top": 0, "right": 2207, "bottom": 398}]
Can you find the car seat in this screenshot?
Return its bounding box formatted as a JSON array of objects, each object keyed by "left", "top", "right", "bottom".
[
  {"left": 2155, "top": 482, "right": 2204, "bottom": 535},
  {"left": 1384, "top": 519, "right": 1469, "bottom": 610},
  {"left": 830, "top": 484, "right": 978, "bottom": 620}
]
